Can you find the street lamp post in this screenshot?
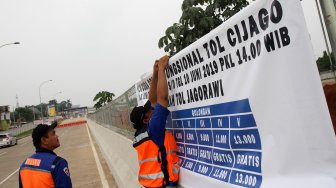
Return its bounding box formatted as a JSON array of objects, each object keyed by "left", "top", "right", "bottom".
[
  {"left": 315, "top": 0, "right": 336, "bottom": 80},
  {"left": 53, "top": 91, "right": 62, "bottom": 116},
  {"left": 12, "top": 105, "right": 16, "bottom": 127},
  {"left": 39, "top": 80, "right": 52, "bottom": 123},
  {"left": 0, "top": 42, "right": 20, "bottom": 48},
  {"left": 32, "top": 106, "right": 35, "bottom": 125}
]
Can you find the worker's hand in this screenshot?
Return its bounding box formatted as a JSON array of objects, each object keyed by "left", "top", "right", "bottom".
[{"left": 158, "top": 55, "right": 169, "bottom": 70}]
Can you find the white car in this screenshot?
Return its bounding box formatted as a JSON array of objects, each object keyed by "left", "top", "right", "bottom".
[{"left": 0, "top": 133, "right": 17, "bottom": 147}]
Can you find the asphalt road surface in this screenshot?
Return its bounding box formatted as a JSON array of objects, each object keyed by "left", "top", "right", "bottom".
[{"left": 0, "top": 121, "right": 117, "bottom": 188}]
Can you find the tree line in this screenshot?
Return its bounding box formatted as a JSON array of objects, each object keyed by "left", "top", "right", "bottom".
[{"left": 2, "top": 99, "right": 73, "bottom": 123}]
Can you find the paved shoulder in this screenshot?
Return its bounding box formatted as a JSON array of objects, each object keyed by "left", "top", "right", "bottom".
[{"left": 0, "top": 122, "right": 117, "bottom": 188}]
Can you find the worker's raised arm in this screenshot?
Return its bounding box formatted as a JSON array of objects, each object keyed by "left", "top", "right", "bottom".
[
  {"left": 148, "top": 61, "right": 159, "bottom": 107},
  {"left": 157, "top": 55, "right": 169, "bottom": 108}
]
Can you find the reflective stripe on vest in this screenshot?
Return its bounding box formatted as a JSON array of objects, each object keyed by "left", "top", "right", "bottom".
[
  {"left": 20, "top": 167, "right": 51, "bottom": 173},
  {"left": 164, "top": 132, "right": 180, "bottom": 183},
  {"left": 134, "top": 131, "right": 149, "bottom": 144},
  {"left": 172, "top": 166, "right": 179, "bottom": 174},
  {"left": 139, "top": 157, "right": 158, "bottom": 165},
  {"left": 134, "top": 130, "right": 180, "bottom": 186},
  {"left": 139, "top": 172, "right": 165, "bottom": 180},
  {"left": 166, "top": 150, "right": 177, "bottom": 155}
]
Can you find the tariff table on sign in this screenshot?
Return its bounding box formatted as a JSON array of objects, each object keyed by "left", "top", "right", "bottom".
[{"left": 166, "top": 99, "right": 263, "bottom": 188}]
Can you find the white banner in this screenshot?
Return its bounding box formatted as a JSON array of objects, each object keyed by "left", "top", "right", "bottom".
[
  {"left": 134, "top": 0, "right": 336, "bottom": 187},
  {"left": 135, "top": 72, "right": 153, "bottom": 106}
]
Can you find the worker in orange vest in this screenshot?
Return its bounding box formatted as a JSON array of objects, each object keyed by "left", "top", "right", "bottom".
[
  {"left": 131, "top": 55, "right": 180, "bottom": 188},
  {"left": 19, "top": 121, "right": 72, "bottom": 188}
]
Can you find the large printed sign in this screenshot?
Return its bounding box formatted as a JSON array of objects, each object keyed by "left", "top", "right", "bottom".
[
  {"left": 134, "top": 0, "right": 336, "bottom": 187},
  {"left": 48, "top": 106, "right": 56, "bottom": 117}
]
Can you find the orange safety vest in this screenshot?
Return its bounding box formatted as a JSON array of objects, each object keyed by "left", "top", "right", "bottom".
[
  {"left": 133, "top": 130, "right": 180, "bottom": 188},
  {"left": 19, "top": 155, "right": 61, "bottom": 188},
  {"left": 20, "top": 168, "right": 54, "bottom": 188}
]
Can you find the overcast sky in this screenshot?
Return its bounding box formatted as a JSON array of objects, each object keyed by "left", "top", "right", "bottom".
[{"left": 0, "top": 0, "right": 329, "bottom": 109}]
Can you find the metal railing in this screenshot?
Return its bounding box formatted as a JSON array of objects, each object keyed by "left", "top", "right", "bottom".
[
  {"left": 87, "top": 85, "right": 138, "bottom": 139},
  {"left": 87, "top": 69, "right": 335, "bottom": 139}
]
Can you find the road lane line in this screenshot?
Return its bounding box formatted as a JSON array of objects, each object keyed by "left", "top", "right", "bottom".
[
  {"left": 0, "top": 168, "right": 19, "bottom": 186},
  {"left": 20, "top": 142, "right": 30, "bottom": 147},
  {"left": 0, "top": 152, "right": 7, "bottom": 156},
  {"left": 86, "top": 124, "right": 109, "bottom": 188}
]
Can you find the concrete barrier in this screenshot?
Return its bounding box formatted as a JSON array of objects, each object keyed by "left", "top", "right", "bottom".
[
  {"left": 0, "top": 122, "right": 36, "bottom": 136},
  {"left": 58, "top": 120, "right": 87, "bottom": 128},
  {"left": 87, "top": 119, "right": 140, "bottom": 188}
]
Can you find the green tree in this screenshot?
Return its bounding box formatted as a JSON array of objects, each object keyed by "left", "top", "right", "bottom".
[
  {"left": 48, "top": 99, "right": 57, "bottom": 106},
  {"left": 316, "top": 51, "right": 335, "bottom": 72},
  {"left": 66, "top": 99, "right": 72, "bottom": 109},
  {"left": 93, "top": 91, "right": 115, "bottom": 109},
  {"left": 0, "top": 106, "right": 9, "bottom": 113},
  {"left": 56, "top": 99, "right": 72, "bottom": 113},
  {"left": 27, "top": 106, "right": 40, "bottom": 119},
  {"left": 35, "top": 103, "right": 48, "bottom": 118},
  {"left": 57, "top": 101, "right": 66, "bottom": 112},
  {"left": 15, "top": 107, "right": 34, "bottom": 122},
  {"left": 159, "top": 0, "right": 251, "bottom": 56}
]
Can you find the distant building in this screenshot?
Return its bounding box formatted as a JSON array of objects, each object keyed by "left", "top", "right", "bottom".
[
  {"left": 88, "top": 107, "right": 96, "bottom": 114},
  {"left": 63, "top": 107, "right": 88, "bottom": 118},
  {"left": 0, "top": 105, "right": 10, "bottom": 131}
]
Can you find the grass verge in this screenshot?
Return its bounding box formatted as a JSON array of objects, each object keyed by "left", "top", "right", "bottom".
[{"left": 17, "top": 129, "right": 33, "bottom": 140}]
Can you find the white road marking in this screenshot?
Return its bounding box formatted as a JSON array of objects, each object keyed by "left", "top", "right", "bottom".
[
  {"left": 86, "top": 124, "right": 109, "bottom": 188},
  {"left": 0, "top": 152, "right": 7, "bottom": 157},
  {"left": 20, "top": 142, "right": 30, "bottom": 147},
  {"left": 0, "top": 168, "right": 19, "bottom": 186}
]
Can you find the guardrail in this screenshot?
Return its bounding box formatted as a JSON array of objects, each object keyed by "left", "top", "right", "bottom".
[
  {"left": 0, "top": 123, "right": 36, "bottom": 136},
  {"left": 58, "top": 120, "right": 87, "bottom": 128},
  {"left": 87, "top": 85, "right": 137, "bottom": 138}
]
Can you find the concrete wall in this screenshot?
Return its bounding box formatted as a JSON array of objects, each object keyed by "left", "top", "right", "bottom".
[
  {"left": 0, "top": 122, "right": 36, "bottom": 136},
  {"left": 87, "top": 119, "right": 140, "bottom": 188}
]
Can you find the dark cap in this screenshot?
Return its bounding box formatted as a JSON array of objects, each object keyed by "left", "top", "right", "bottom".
[
  {"left": 32, "top": 121, "right": 58, "bottom": 148},
  {"left": 130, "top": 100, "right": 152, "bottom": 129}
]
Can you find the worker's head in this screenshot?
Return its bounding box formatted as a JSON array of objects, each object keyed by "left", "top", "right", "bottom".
[
  {"left": 130, "top": 100, "right": 153, "bottom": 129},
  {"left": 32, "top": 121, "right": 60, "bottom": 150}
]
